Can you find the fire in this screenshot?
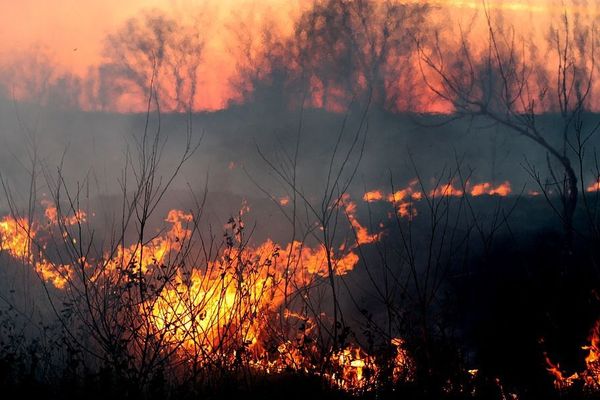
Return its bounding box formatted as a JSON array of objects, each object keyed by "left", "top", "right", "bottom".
[
  {"left": 587, "top": 179, "right": 600, "bottom": 192},
  {"left": 469, "top": 181, "right": 512, "bottom": 197},
  {"left": 546, "top": 319, "right": 600, "bottom": 391},
  {"left": 109, "top": 209, "right": 193, "bottom": 275},
  {"left": 545, "top": 354, "right": 579, "bottom": 390},
  {"left": 387, "top": 181, "right": 422, "bottom": 203},
  {"left": 385, "top": 181, "right": 422, "bottom": 219},
  {"left": 144, "top": 234, "right": 363, "bottom": 355},
  {"left": 332, "top": 345, "right": 378, "bottom": 391},
  {"left": 0, "top": 197, "right": 419, "bottom": 392},
  {"left": 42, "top": 200, "right": 87, "bottom": 225},
  {"left": 392, "top": 337, "right": 415, "bottom": 383},
  {"left": 0, "top": 211, "right": 73, "bottom": 289},
  {"left": 342, "top": 194, "right": 380, "bottom": 245},
  {"left": 363, "top": 190, "right": 384, "bottom": 202},
  {"left": 330, "top": 338, "right": 414, "bottom": 392},
  {"left": 429, "top": 182, "right": 464, "bottom": 198},
  {"left": 34, "top": 260, "right": 72, "bottom": 289},
  {"left": 361, "top": 180, "right": 513, "bottom": 221},
  {"left": 0, "top": 216, "right": 32, "bottom": 261},
  {"left": 279, "top": 196, "right": 290, "bottom": 206},
  {"left": 146, "top": 267, "right": 256, "bottom": 353}
]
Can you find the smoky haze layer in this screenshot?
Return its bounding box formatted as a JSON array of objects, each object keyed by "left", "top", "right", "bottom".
[{"left": 2, "top": 94, "right": 599, "bottom": 203}]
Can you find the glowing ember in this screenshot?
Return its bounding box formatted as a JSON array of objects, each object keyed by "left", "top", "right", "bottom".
[
  {"left": 587, "top": 179, "right": 600, "bottom": 193},
  {"left": 279, "top": 196, "right": 290, "bottom": 206},
  {"left": 392, "top": 337, "right": 415, "bottom": 383}
]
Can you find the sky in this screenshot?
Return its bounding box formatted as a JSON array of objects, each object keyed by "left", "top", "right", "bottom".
[
  {"left": 0, "top": 0, "right": 590, "bottom": 110},
  {"left": 0, "top": 1, "right": 552, "bottom": 70}
]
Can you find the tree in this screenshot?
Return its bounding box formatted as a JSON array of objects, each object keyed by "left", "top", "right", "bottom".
[
  {"left": 419, "top": 5, "right": 600, "bottom": 249},
  {"left": 0, "top": 47, "right": 83, "bottom": 109},
  {"left": 101, "top": 9, "right": 205, "bottom": 112},
  {"left": 232, "top": 0, "right": 429, "bottom": 111}
]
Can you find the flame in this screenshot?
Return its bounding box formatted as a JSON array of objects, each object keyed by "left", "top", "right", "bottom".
[
  {"left": 0, "top": 216, "right": 32, "bottom": 261},
  {"left": 429, "top": 183, "right": 464, "bottom": 198},
  {"left": 469, "top": 181, "right": 511, "bottom": 197},
  {"left": 331, "top": 338, "right": 414, "bottom": 392},
  {"left": 332, "top": 345, "right": 378, "bottom": 391},
  {"left": 391, "top": 337, "right": 415, "bottom": 383},
  {"left": 386, "top": 181, "right": 422, "bottom": 220},
  {"left": 362, "top": 180, "right": 513, "bottom": 221},
  {"left": 279, "top": 196, "right": 290, "bottom": 206},
  {"left": 342, "top": 194, "right": 380, "bottom": 245},
  {"left": 363, "top": 190, "right": 384, "bottom": 202},
  {"left": 546, "top": 319, "right": 600, "bottom": 391},
  {"left": 34, "top": 260, "right": 72, "bottom": 289},
  {"left": 387, "top": 181, "right": 423, "bottom": 203},
  {"left": 587, "top": 179, "right": 600, "bottom": 193},
  {"left": 108, "top": 209, "right": 193, "bottom": 275},
  {"left": 138, "top": 204, "right": 381, "bottom": 389},
  {"left": 362, "top": 185, "right": 423, "bottom": 220},
  {"left": 0, "top": 209, "right": 73, "bottom": 289},
  {"left": 144, "top": 233, "right": 365, "bottom": 355},
  {"left": 0, "top": 197, "right": 419, "bottom": 391},
  {"left": 42, "top": 200, "right": 87, "bottom": 225}
]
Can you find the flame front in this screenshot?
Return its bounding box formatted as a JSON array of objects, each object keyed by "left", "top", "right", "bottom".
[
  {"left": 0, "top": 213, "right": 73, "bottom": 289},
  {"left": 0, "top": 198, "right": 412, "bottom": 392}
]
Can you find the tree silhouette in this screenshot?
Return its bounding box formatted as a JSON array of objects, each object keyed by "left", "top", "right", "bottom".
[
  {"left": 232, "top": 0, "right": 428, "bottom": 111},
  {"left": 419, "top": 6, "right": 600, "bottom": 249},
  {"left": 101, "top": 9, "right": 205, "bottom": 112}
]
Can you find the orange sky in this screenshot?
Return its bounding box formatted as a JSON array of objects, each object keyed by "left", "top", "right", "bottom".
[
  {"left": 0, "top": 0, "right": 592, "bottom": 110},
  {"left": 0, "top": 0, "right": 300, "bottom": 108}
]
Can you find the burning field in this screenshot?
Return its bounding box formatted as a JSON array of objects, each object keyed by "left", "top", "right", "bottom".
[{"left": 3, "top": 0, "right": 600, "bottom": 399}]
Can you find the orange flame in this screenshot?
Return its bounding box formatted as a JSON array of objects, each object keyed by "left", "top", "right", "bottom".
[
  {"left": 546, "top": 319, "right": 600, "bottom": 391},
  {"left": 0, "top": 216, "right": 32, "bottom": 261},
  {"left": 429, "top": 183, "right": 464, "bottom": 198},
  {"left": 0, "top": 208, "right": 73, "bottom": 289},
  {"left": 279, "top": 196, "right": 290, "bottom": 206},
  {"left": 363, "top": 190, "right": 384, "bottom": 202},
  {"left": 0, "top": 197, "right": 417, "bottom": 391},
  {"left": 470, "top": 181, "right": 512, "bottom": 197},
  {"left": 342, "top": 194, "right": 380, "bottom": 245},
  {"left": 587, "top": 179, "right": 600, "bottom": 193}
]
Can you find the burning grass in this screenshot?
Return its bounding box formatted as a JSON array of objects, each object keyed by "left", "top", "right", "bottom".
[
  {"left": 2, "top": 173, "right": 596, "bottom": 399},
  {"left": 0, "top": 196, "right": 417, "bottom": 394}
]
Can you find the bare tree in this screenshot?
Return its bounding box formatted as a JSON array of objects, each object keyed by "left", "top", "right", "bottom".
[
  {"left": 419, "top": 5, "right": 600, "bottom": 249},
  {"left": 0, "top": 47, "right": 84, "bottom": 109},
  {"left": 231, "top": 0, "right": 429, "bottom": 111},
  {"left": 101, "top": 9, "right": 205, "bottom": 112}
]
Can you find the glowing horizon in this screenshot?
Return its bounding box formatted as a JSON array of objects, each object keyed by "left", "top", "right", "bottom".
[{"left": 0, "top": 0, "right": 593, "bottom": 111}]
